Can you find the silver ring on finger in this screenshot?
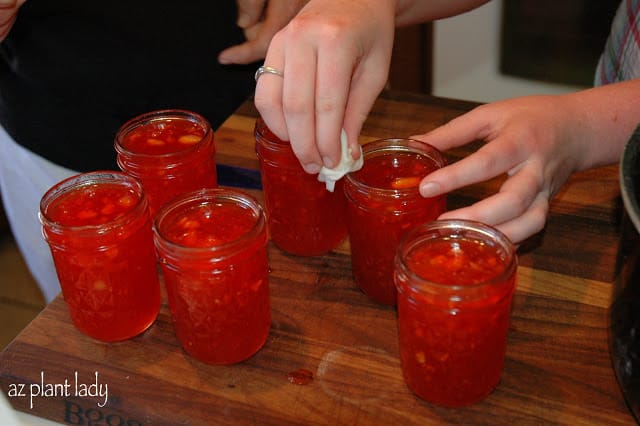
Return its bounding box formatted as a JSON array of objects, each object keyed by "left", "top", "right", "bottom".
[{"left": 255, "top": 65, "right": 284, "bottom": 82}]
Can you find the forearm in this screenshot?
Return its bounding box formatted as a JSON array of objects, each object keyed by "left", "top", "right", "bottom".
[
  {"left": 566, "top": 79, "right": 640, "bottom": 171},
  {"left": 395, "top": 0, "right": 491, "bottom": 27}
]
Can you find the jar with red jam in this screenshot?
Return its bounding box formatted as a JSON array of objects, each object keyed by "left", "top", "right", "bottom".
[
  {"left": 344, "top": 138, "right": 447, "bottom": 305},
  {"left": 255, "top": 118, "right": 348, "bottom": 256},
  {"left": 115, "top": 109, "right": 217, "bottom": 217},
  {"left": 153, "top": 188, "right": 271, "bottom": 365},
  {"left": 394, "top": 220, "right": 517, "bottom": 407},
  {"left": 39, "top": 171, "right": 161, "bottom": 342}
]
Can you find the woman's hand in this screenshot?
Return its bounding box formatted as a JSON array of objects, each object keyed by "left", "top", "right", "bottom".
[
  {"left": 218, "top": 0, "right": 308, "bottom": 65},
  {"left": 253, "top": 0, "right": 396, "bottom": 174},
  {"left": 413, "top": 79, "right": 640, "bottom": 243},
  {"left": 412, "top": 95, "right": 588, "bottom": 244}
]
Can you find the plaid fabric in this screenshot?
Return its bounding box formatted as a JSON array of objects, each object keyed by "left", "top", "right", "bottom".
[{"left": 595, "top": 0, "right": 640, "bottom": 85}]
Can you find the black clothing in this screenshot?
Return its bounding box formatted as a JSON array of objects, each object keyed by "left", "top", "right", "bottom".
[{"left": 0, "top": 1, "right": 257, "bottom": 171}]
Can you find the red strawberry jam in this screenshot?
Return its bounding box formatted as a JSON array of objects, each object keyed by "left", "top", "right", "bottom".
[
  {"left": 154, "top": 189, "right": 270, "bottom": 365},
  {"left": 395, "top": 220, "right": 517, "bottom": 407},
  {"left": 255, "top": 118, "right": 348, "bottom": 256},
  {"left": 40, "top": 172, "right": 160, "bottom": 342},
  {"left": 344, "top": 138, "right": 447, "bottom": 305},
  {"left": 115, "top": 109, "right": 217, "bottom": 216}
]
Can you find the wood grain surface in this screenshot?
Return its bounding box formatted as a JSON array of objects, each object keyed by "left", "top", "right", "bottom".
[{"left": 0, "top": 92, "right": 633, "bottom": 425}]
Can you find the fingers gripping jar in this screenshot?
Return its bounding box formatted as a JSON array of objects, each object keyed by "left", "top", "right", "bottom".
[
  {"left": 344, "top": 138, "right": 447, "bottom": 305},
  {"left": 115, "top": 109, "right": 217, "bottom": 217},
  {"left": 255, "top": 118, "right": 348, "bottom": 256}
]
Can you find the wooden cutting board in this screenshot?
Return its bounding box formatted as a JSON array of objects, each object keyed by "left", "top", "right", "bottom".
[{"left": 1, "top": 93, "right": 633, "bottom": 424}]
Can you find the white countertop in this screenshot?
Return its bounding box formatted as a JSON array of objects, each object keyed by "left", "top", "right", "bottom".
[{"left": 1, "top": 392, "right": 62, "bottom": 426}]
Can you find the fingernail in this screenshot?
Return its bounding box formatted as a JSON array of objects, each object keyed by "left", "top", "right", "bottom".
[
  {"left": 322, "top": 156, "right": 334, "bottom": 169},
  {"left": 237, "top": 14, "right": 250, "bottom": 28},
  {"left": 420, "top": 181, "right": 441, "bottom": 197},
  {"left": 303, "top": 163, "right": 322, "bottom": 174}
]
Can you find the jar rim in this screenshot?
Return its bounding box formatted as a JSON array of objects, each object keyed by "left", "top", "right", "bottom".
[
  {"left": 395, "top": 219, "right": 517, "bottom": 294},
  {"left": 39, "top": 170, "right": 148, "bottom": 235},
  {"left": 153, "top": 188, "right": 267, "bottom": 260},
  {"left": 344, "top": 138, "right": 446, "bottom": 197},
  {"left": 114, "top": 109, "right": 213, "bottom": 163},
  {"left": 254, "top": 117, "right": 291, "bottom": 152}
]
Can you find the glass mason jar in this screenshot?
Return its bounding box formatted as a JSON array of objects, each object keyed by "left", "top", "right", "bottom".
[
  {"left": 344, "top": 138, "right": 447, "bottom": 306},
  {"left": 153, "top": 188, "right": 271, "bottom": 365},
  {"left": 39, "top": 171, "right": 161, "bottom": 342},
  {"left": 255, "top": 118, "right": 348, "bottom": 256},
  {"left": 394, "top": 220, "right": 517, "bottom": 407},
  {"left": 115, "top": 109, "right": 217, "bottom": 217}
]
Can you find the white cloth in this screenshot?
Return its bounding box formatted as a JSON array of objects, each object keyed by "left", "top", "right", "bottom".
[
  {"left": 317, "top": 129, "right": 364, "bottom": 192},
  {"left": 0, "top": 125, "right": 77, "bottom": 303}
]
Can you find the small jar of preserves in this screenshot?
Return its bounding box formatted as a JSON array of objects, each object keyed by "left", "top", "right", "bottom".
[
  {"left": 115, "top": 109, "right": 217, "bottom": 217},
  {"left": 153, "top": 188, "right": 271, "bottom": 365},
  {"left": 39, "top": 171, "right": 161, "bottom": 342},
  {"left": 394, "top": 219, "right": 517, "bottom": 407},
  {"left": 255, "top": 118, "right": 348, "bottom": 256},
  {"left": 344, "top": 138, "right": 447, "bottom": 305}
]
